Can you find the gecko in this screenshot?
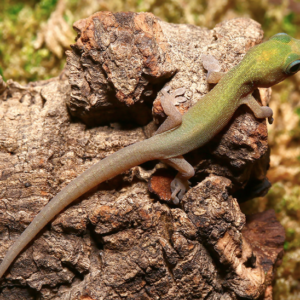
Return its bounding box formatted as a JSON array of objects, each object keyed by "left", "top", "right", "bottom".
[{"left": 1, "top": 32, "right": 300, "bottom": 279}]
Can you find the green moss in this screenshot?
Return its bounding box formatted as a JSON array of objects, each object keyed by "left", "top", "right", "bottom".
[
  {"left": 282, "top": 12, "right": 297, "bottom": 37},
  {"left": 6, "top": 3, "right": 24, "bottom": 21},
  {"left": 285, "top": 187, "right": 300, "bottom": 214},
  {"left": 35, "top": 0, "right": 58, "bottom": 20},
  {"left": 0, "top": 66, "right": 4, "bottom": 80},
  {"left": 266, "top": 183, "right": 286, "bottom": 213},
  {"left": 63, "top": 13, "right": 69, "bottom": 23},
  {"left": 284, "top": 241, "right": 289, "bottom": 250},
  {"left": 0, "top": 0, "right": 65, "bottom": 83}
]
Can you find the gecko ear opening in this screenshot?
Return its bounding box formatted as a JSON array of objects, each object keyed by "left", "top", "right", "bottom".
[{"left": 285, "top": 60, "right": 300, "bottom": 75}]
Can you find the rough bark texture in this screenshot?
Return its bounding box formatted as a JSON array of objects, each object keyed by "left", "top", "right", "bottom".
[{"left": 0, "top": 12, "right": 284, "bottom": 300}]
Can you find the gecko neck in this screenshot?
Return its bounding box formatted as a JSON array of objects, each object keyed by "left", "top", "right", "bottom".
[{"left": 215, "top": 59, "right": 258, "bottom": 104}]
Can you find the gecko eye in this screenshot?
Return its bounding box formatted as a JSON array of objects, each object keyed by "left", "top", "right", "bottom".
[
  {"left": 285, "top": 60, "right": 300, "bottom": 75},
  {"left": 273, "top": 33, "right": 288, "bottom": 36}
]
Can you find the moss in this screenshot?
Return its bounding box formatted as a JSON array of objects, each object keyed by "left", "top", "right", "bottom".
[
  {"left": 266, "top": 183, "right": 286, "bottom": 213},
  {"left": 0, "top": 0, "right": 64, "bottom": 83},
  {"left": 282, "top": 12, "right": 297, "bottom": 37},
  {"left": 6, "top": 3, "right": 24, "bottom": 21},
  {"left": 0, "top": 64, "right": 4, "bottom": 79},
  {"left": 35, "top": 0, "right": 58, "bottom": 20}
]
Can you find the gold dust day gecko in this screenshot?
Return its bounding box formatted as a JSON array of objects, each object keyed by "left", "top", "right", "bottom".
[{"left": 1, "top": 33, "right": 300, "bottom": 279}]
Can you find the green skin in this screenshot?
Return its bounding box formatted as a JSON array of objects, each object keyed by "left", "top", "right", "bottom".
[{"left": 0, "top": 33, "right": 300, "bottom": 279}]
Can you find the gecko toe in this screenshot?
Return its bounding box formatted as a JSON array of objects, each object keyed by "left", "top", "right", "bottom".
[
  {"left": 268, "top": 116, "right": 274, "bottom": 124},
  {"left": 170, "top": 176, "right": 190, "bottom": 204}
]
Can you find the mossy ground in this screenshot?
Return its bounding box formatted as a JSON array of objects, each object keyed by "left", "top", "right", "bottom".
[{"left": 1, "top": 0, "right": 300, "bottom": 299}]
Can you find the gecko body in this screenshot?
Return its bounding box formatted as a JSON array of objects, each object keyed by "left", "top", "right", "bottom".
[{"left": 1, "top": 33, "right": 300, "bottom": 279}]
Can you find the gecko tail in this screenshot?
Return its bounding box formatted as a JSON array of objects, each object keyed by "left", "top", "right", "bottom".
[{"left": 0, "top": 138, "right": 155, "bottom": 279}]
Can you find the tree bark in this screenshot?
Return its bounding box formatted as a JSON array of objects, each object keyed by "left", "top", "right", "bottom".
[{"left": 0, "top": 12, "right": 284, "bottom": 300}]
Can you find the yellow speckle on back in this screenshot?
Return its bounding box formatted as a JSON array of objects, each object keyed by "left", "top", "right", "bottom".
[{"left": 260, "top": 48, "right": 280, "bottom": 62}]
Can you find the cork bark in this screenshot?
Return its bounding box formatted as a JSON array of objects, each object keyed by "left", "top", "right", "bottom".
[{"left": 0, "top": 12, "right": 284, "bottom": 300}]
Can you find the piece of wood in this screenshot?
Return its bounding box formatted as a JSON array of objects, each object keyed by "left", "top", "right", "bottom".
[{"left": 0, "top": 12, "right": 284, "bottom": 299}]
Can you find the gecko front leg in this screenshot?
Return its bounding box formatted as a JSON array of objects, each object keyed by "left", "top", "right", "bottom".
[
  {"left": 202, "top": 55, "right": 274, "bottom": 124},
  {"left": 202, "top": 54, "right": 226, "bottom": 84},
  {"left": 240, "top": 94, "right": 274, "bottom": 124},
  {"left": 154, "top": 86, "right": 186, "bottom": 135},
  {"left": 162, "top": 156, "right": 195, "bottom": 204}
]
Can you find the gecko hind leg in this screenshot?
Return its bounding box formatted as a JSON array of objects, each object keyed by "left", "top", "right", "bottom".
[
  {"left": 202, "top": 54, "right": 226, "bottom": 84},
  {"left": 162, "top": 156, "right": 195, "bottom": 205},
  {"left": 240, "top": 94, "right": 274, "bottom": 124},
  {"left": 154, "top": 86, "right": 185, "bottom": 135}
]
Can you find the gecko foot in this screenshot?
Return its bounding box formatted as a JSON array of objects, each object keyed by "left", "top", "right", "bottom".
[
  {"left": 268, "top": 116, "right": 274, "bottom": 124},
  {"left": 261, "top": 106, "right": 274, "bottom": 124},
  {"left": 201, "top": 54, "right": 226, "bottom": 84},
  {"left": 170, "top": 176, "right": 190, "bottom": 205},
  {"left": 161, "top": 85, "right": 186, "bottom": 105}
]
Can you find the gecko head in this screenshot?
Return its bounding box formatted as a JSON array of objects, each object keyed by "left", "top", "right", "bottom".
[
  {"left": 270, "top": 33, "right": 300, "bottom": 75},
  {"left": 245, "top": 33, "right": 300, "bottom": 88}
]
